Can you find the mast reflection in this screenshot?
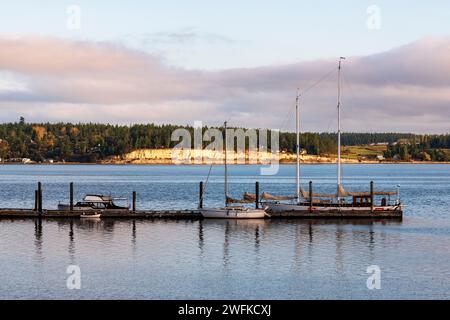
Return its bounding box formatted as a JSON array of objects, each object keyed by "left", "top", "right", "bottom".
[
  {"left": 198, "top": 220, "right": 204, "bottom": 256},
  {"left": 132, "top": 220, "right": 136, "bottom": 246},
  {"left": 34, "top": 218, "right": 43, "bottom": 261},
  {"left": 223, "top": 221, "right": 230, "bottom": 267},
  {"left": 68, "top": 219, "right": 75, "bottom": 264}
]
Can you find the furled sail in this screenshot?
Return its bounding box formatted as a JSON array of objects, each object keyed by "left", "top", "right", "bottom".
[
  {"left": 261, "top": 192, "right": 296, "bottom": 201},
  {"left": 338, "top": 184, "right": 349, "bottom": 197},
  {"left": 226, "top": 195, "right": 254, "bottom": 204},
  {"left": 339, "top": 184, "right": 397, "bottom": 197},
  {"left": 299, "top": 184, "right": 397, "bottom": 198},
  {"left": 243, "top": 192, "right": 256, "bottom": 201},
  {"left": 300, "top": 188, "right": 337, "bottom": 198}
]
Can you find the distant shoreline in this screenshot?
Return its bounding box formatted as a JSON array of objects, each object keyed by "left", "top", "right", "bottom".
[{"left": 1, "top": 160, "right": 449, "bottom": 165}]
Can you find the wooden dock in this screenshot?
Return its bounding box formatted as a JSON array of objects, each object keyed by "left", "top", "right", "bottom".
[
  {"left": 267, "top": 209, "right": 402, "bottom": 219},
  {"left": 0, "top": 208, "right": 402, "bottom": 220},
  {"left": 0, "top": 181, "right": 402, "bottom": 220},
  {"left": 0, "top": 209, "right": 202, "bottom": 219}
]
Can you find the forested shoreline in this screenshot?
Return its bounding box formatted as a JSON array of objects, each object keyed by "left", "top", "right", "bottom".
[{"left": 0, "top": 120, "right": 449, "bottom": 162}]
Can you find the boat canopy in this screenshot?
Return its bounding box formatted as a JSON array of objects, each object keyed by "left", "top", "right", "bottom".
[{"left": 82, "top": 194, "right": 117, "bottom": 202}]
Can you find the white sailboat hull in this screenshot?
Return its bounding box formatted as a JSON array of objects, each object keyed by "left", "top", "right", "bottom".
[
  {"left": 267, "top": 202, "right": 309, "bottom": 212},
  {"left": 80, "top": 213, "right": 101, "bottom": 219},
  {"left": 200, "top": 207, "right": 266, "bottom": 219}
]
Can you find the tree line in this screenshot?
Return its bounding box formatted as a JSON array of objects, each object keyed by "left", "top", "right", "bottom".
[
  {"left": 384, "top": 135, "right": 450, "bottom": 161},
  {"left": 0, "top": 120, "right": 448, "bottom": 162}
]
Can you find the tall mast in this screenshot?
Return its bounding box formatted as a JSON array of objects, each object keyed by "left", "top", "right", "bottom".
[
  {"left": 337, "top": 57, "right": 345, "bottom": 199},
  {"left": 224, "top": 121, "right": 228, "bottom": 206},
  {"left": 295, "top": 89, "right": 300, "bottom": 200}
]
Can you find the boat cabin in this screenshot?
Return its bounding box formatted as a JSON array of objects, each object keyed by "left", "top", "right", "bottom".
[{"left": 352, "top": 195, "right": 372, "bottom": 206}]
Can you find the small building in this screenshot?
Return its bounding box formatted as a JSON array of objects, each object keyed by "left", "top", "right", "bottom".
[
  {"left": 396, "top": 139, "right": 411, "bottom": 145},
  {"left": 376, "top": 155, "right": 385, "bottom": 161}
]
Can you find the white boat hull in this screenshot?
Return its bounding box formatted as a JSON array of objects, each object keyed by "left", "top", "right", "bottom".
[
  {"left": 200, "top": 207, "right": 266, "bottom": 219},
  {"left": 267, "top": 202, "right": 309, "bottom": 212},
  {"left": 80, "top": 213, "right": 101, "bottom": 219},
  {"left": 58, "top": 204, "right": 92, "bottom": 211}
]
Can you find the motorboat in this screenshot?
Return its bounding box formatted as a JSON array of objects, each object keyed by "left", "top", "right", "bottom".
[{"left": 58, "top": 194, "right": 130, "bottom": 211}]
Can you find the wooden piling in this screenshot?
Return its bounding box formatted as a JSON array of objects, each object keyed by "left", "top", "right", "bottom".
[
  {"left": 370, "top": 181, "right": 374, "bottom": 213},
  {"left": 255, "top": 181, "right": 260, "bottom": 209},
  {"left": 309, "top": 181, "right": 313, "bottom": 213},
  {"left": 199, "top": 181, "right": 203, "bottom": 209},
  {"left": 37, "top": 182, "right": 42, "bottom": 214},
  {"left": 34, "top": 190, "right": 38, "bottom": 211},
  {"left": 69, "top": 182, "right": 74, "bottom": 211},
  {"left": 132, "top": 191, "right": 136, "bottom": 212}
]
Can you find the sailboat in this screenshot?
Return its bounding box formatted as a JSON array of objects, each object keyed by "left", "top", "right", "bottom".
[
  {"left": 265, "top": 88, "right": 310, "bottom": 213},
  {"left": 199, "top": 122, "right": 267, "bottom": 219},
  {"left": 266, "top": 57, "right": 403, "bottom": 214}
]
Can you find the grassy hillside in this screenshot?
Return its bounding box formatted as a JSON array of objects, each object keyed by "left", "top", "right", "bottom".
[{"left": 341, "top": 145, "right": 388, "bottom": 160}]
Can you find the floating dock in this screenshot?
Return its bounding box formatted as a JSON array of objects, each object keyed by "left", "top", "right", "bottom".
[
  {"left": 0, "top": 208, "right": 402, "bottom": 220},
  {"left": 0, "top": 209, "right": 201, "bottom": 219},
  {"left": 0, "top": 181, "right": 402, "bottom": 220},
  {"left": 267, "top": 209, "right": 402, "bottom": 219}
]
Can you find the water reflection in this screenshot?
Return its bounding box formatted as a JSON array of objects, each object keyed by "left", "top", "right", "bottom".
[
  {"left": 192, "top": 218, "right": 404, "bottom": 276},
  {"left": 199, "top": 219, "right": 268, "bottom": 267},
  {"left": 335, "top": 225, "right": 344, "bottom": 274},
  {"left": 293, "top": 223, "right": 302, "bottom": 270},
  {"left": 30, "top": 217, "right": 402, "bottom": 279},
  {"left": 17, "top": 214, "right": 450, "bottom": 300},
  {"left": 223, "top": 221, "right": 230, "bottom": 267},
  {"left": 132, "top": 220, "right": 136, "bottom": 246},
  {"left": 254, "top": 224, "right": 260, "bottom": 251},
  {"left": 198, "top": 220, "right": 204, "bottom": 256},
  {"left": 33, "top": 218, "right": 43, "bottom": 262},
  {"left": 68, "top": 220, "right": 75, "bottom": 264}
]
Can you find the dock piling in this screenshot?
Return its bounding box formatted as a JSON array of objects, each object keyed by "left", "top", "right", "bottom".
[
  {"left": 34, "top": 190, "right": 38, "bottom": 211},
  {"left": 69, "top": 182, "right": 74, "bottom": 211},
  {"left": 37, "top": 182, "right": 42, "bottom": 214},
  {"left": 370, "top": 181, "right": 374, "bottom": 213},
  {"left": 255, "top": 181, "right": 260, "bottom": 209},
  {"left": 309, "top": 181, "right": 313, "bottom": 213},
  {"left": 132, "top": 191, "right": 136, "bottom": 212},
  {"left": 199, "top": 181, "right": 203, "bottom": 209}
]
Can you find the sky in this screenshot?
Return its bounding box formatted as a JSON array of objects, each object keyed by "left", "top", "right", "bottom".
[{"left": 0, "top": 0, "right": 449, "bottom": 133}]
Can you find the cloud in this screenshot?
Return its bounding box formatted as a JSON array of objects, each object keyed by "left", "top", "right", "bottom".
[
  {"left": 142, "top": 27, "right": 236, "bottom": 45},
  {"left": 0, "top": 35, "right": 449, "bottom": 133}
]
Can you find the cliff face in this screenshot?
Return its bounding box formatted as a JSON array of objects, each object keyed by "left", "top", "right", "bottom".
[{"left": 102, "top": 148, "right": 364, "bottom": 164}]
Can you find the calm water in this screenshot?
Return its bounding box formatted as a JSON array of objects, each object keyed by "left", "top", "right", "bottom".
[{"left": 0, "top": 164, "right": 449, "bottom": 299}]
